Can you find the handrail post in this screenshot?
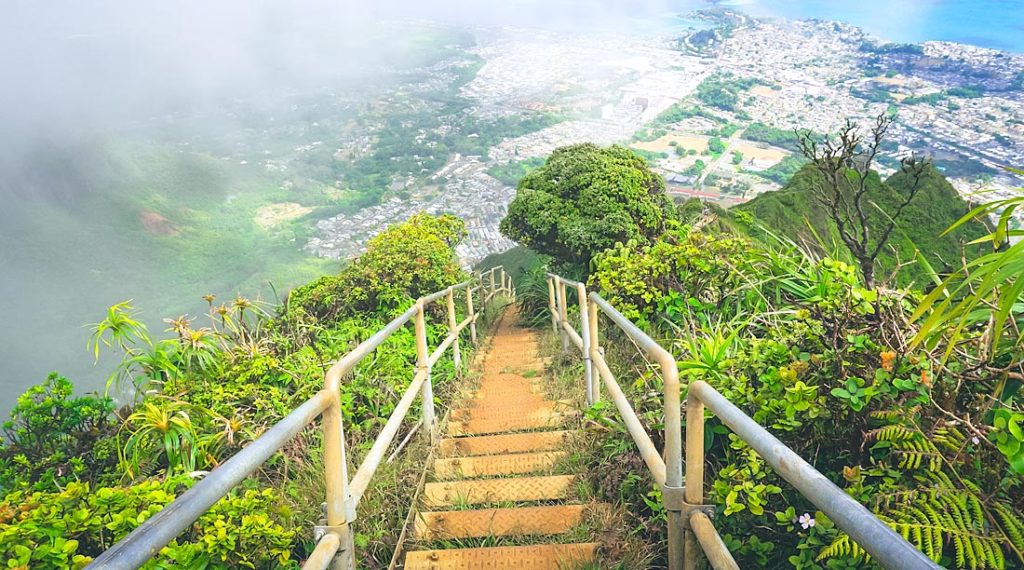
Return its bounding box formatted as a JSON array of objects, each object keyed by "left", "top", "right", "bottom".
[
  {"left": 323, "top": 388, "right": 356, "bottom": 568},
  {"left": 414, "top": 300, "right": 436, "bottom": 442},
  {"left": 489, "top": 268, "right": 496, "bottom": 296},
  {"left": 576, "top": 282, "right": 594, "bottom": 405},
  {"left": 557, "top": 277, "right": 569, "bottom": 353},
  {"left": 466, "top": 286, "right": 478, "bottom": 346},
  {"left": 683, "top": 393, "right": 706, "bottom": 570},
  {"left": 587, "top": 296, "right": 601, "bottom": 403},
  {"left": 547, "top": 277, "right": 559, "bottom": 335},
  {"left": 662, "top": 361, "right": 685, "bottom": 570},
  {"left": 446, "top": 287, "right": 461, "bottom": 374}
]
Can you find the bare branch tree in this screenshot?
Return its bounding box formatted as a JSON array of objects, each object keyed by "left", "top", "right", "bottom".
[{"left": 796, "top": 114, "right": 929, "bottom": 288}]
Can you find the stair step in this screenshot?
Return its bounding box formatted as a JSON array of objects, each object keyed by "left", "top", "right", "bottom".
[
  {"left": 414, "top": 504, "right": 591, "bottom": 540},
  {"left": 451, "top": 400, "right": 571, "bottom": 421},
  {"left": 422, "top": 475, "right": 574, "bottom": 508},
  {"left": 404, "top": 542, "right": 599, "bottom": 569},
  {"left": 447, "top": 410, "right": 570, "bottom": 436},
  {"left": 438, "top": 431, "right": 570, "bottom": 457},
  {"left": 461, "top": 393, "right": 552, "bottom": 409},
  {"left": 433, "top": 451, "right": 566, "bottom": 479}
]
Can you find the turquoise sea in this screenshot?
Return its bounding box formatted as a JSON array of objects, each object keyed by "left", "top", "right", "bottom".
[
  {"left": 422, "top": 0, "right": 1024, "bottom": 53},
  {"left": 722, "top": 0, "right": 1024, "bottom": 52}
]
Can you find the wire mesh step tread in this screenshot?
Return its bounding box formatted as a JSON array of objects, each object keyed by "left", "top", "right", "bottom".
[
  {"left": 438, "top": 431, "right": 570, "bottom": 458},
  {"left": 422, "top": 475, "right": 575, "bottom": 507},
  {"left": 450, "top": 400, "right": 573, "bottom": 422},
  {"left": 403, "top": 542, "right": 600, "bottom": 569},
  {"left": 433, "top": 451, "right": 567, "bottom": 479},
  {"left": 413, "top": 503, "right": 592, "bottom": 540}
]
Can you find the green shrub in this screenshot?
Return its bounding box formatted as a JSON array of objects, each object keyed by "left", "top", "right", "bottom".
[
  {"left": 0, "top": 374, "right": 119, "bottom": 493},
  {"left": 0, "top": 476, "right": 297, "bottom": 569}
]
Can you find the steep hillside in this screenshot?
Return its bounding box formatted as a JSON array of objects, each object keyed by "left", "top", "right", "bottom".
[{"left": 733, "top": 163, "right": 988, "bottom": 285}]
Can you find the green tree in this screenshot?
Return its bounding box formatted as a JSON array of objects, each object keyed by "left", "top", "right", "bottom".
[{"left": 499, "top": 144, "right": 673, "bottom": 272}]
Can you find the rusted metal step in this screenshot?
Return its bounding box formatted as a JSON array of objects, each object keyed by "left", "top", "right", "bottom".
[
  {"left": 422, "top": 475, "right": 574, "bottom": 508},
  {"left": 450, "top": 400, "right": 571, "bottom": 421},
  {"left": 447, "top": 410, "right": 571, "bottom": 436},
  {"left": 433, "top": 451, "right": 566, "bottom": 479},
  {"left": 413, "top": 504, "right": 591, "bottom": 540},
  {"left": 404, "top": 542, "right": 599, "bottom": 569},
  {"left": 438, "top": 431, "right": 570, "bottom": 457}
]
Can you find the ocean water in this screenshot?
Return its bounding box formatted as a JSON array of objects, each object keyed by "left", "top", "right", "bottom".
[
  {"left": 404, "top": 0, "right": 1024, "bottom": 53},
  {"left": 717, "top": 0, "right": 1024, "bottom": 52}
]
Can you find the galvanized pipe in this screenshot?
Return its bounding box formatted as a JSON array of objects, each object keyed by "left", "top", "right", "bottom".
[
  {"left": 547, "top": 277, "right": 560, "bottom": 335},
  {"left": 557, "top": 278, "right": 570, "bottom": 352},
  {"left": 684, "top": 395, "right": 705, "bottom": 570},
  {"left": 349, "top": 370, "right": 429, "bottom": 504},
  {"left": 86, "top": 391, "right": 333, "bottom": 569},
  {"left": 466, "top": 286, "right": 478, "bottom": 345},
  {"left": 587, "top": 298, "right": 601, "bottom": 403},
  {"left": 589, "top": 293, "right": 684, "bottom": 570},
  {"left": 559, "top": 320, "right": 584, "bottom": 350},
  {"left": 689, "top": 512, "right": 739, "bottom": 570},
  {"left": 575, "top": 282, "right": 594, "bottom": 406},
  {"left": 302, "top": 531, "right": 342, "bottom": 570},
  {"left": 689, "top": 381, "right": 941, "bottom": 570},
  {"left": 446, "top": 288, "right": 461, "bottom": 373},
  {"left": 591, "top": 352, "right": 667, "bottom": 484},
  {"left": 428, "top": 315, "right": 475, "bottom": 367},
  {"left": 413, "top": 301, "right": 435, "bottom": 443}
]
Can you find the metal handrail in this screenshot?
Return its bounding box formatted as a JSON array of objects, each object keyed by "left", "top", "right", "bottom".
[
  {"left": 546, "top": 273, "right": 940, "bottom": 570},
  {"left": 88, "top": 266, "right": 515, "bottom": 570}
]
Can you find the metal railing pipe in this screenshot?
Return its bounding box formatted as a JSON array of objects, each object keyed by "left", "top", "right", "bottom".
[
  {"left": 587, "top": 297, "right": 601, "bottom": 403},
  {"left": 591, "top": 352, "right": 667, "bottom": 484},
  {"left": 413, "top": 301, "right": 435, "bottom": 443},
  {"left": 575, "top": 282, "right": 594, "bottom": 405},
  {"left": 428, "top": 315, "right": 475, "bottom": 367},
  {"left": 86, "top": 390, "right": 334, "bottom": 569},
  {"left": 684, "top": 395, "right": 706, "bottom": 570},
  {"left": 557, "top": 277, "right": 570, "bottom": 352},
  {"left": 689, "top": 512, "right": 739, "bottom": 570},
  {"left": 589, "top": 293, "right": 684, "bottom": 570},
  {"left": 688, "top": 381, "right": 941, "bottom": 570},
  {"left": 446, "top": 288, "right": 462, "bottom": 373},
  {"left": 466, "top": 286, "right": 478, "bottom": 345},
  {"left": 302, "top": 531, "right": 342, "bottom": 570},
  {"left": 348, "top": 370, "right": 429, "bottom": 503},
  {"left": 559, "top": 320, "right": 584, "bottom": 350},
  {"left": 547, "top": 277, "right": 560, "bottom": 335}
]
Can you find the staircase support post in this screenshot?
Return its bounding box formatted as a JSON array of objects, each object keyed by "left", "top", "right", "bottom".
[
  {"left": 466, "top": 286, "right": 478, "bottom": 346},
  {"left": 587, "top": 296, "right": 601, "bottom": 403},
  {"left": 547, "top": 277, "right": 559, "bottom": 335},
  {"left": 323, "top": 376, "right": 356, "bottom": 569},
  {"left": 662, "top": 355, "right": 685, "bottom": 570},
  {"left": 414, "top": 300, "right": 436, "bottom": 443},
  {"left": 557, "top": 278, "right": 569, "bottom": 353},
  {"left": 489, "top": 269, "right": 496, "bottom": 297},
  {"left": 446, "top": 287, "right": 462, "bottom": 374},
  {"left": 576, "top": 282, "right": 594, "bottom": 406},
  {"left": 682, "top": 392, "right": 706, "bottom": 570}
]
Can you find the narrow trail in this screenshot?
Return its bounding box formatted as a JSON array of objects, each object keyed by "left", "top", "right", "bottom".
[{"left": 402, "top": 307, "right": 605, "bottom": 569}]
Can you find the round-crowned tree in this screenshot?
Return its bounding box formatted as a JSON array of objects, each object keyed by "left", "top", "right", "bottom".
[{"left": 499, "top": 143, "right": 673, "bottom": 273}]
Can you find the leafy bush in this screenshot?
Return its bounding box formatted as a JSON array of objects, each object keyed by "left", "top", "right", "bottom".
[
  {"left": 0, "top": 374, "right": 119, "bottom": 493},
  {"left": 0, "top": 476, "right": 297, "bottom": 569},
  {"left": 289, "top": 213, "right": 466, "bottom": 321},
  {"left": 584, "top": 222, "right": 1024, "bottom": 568}
]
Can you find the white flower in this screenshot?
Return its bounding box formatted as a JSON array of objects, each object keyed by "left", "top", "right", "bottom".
[
  {"left": 971, "top": 436, "right": 980, "bottom": 445},
  {"left": 798, "top": 513, "right": 816, "bottom": 530}
]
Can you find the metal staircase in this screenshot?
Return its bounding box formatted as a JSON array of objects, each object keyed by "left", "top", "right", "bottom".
[{"left": 87, "top": 265, "right": 943, "bottom": 570}]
